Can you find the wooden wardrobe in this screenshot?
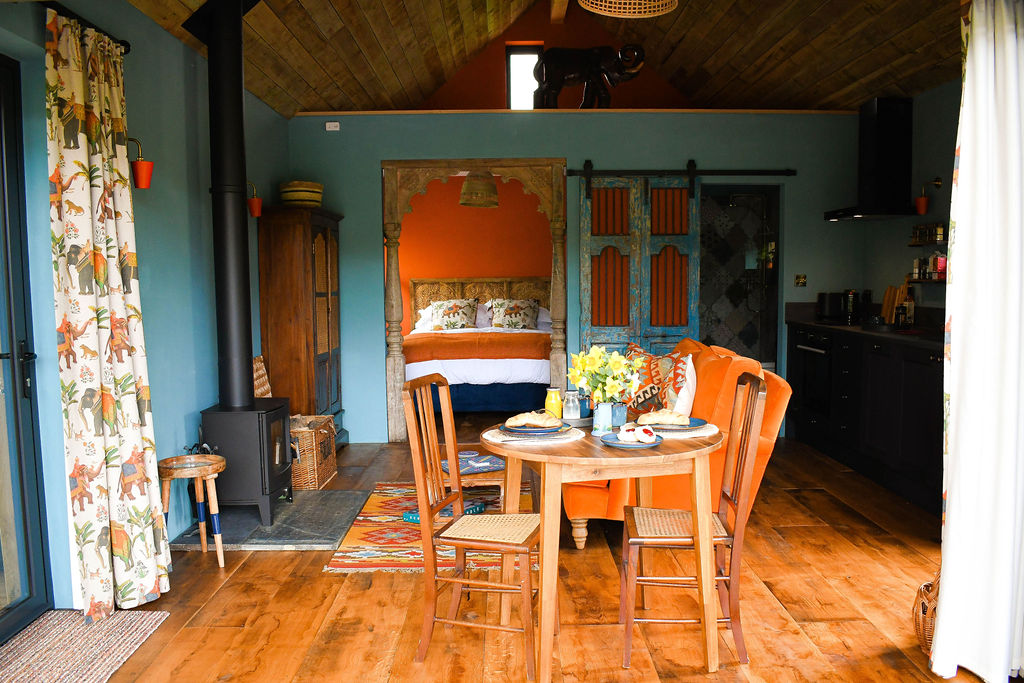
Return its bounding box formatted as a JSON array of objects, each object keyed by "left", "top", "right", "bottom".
[{"left": 257, "top": 206, "right": 347, "bottom": 445}]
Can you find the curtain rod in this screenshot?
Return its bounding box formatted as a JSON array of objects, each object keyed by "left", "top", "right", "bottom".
[
  {"left": 42, "top": 1, "right": 131, "bottom": 54},
  {"left": 568, "top": 159, "right": 797, "bottom": 197}
]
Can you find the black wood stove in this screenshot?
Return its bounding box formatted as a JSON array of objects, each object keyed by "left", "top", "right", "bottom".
[{"left": 188, "top": 0, "right": 291, "bottom": 525}]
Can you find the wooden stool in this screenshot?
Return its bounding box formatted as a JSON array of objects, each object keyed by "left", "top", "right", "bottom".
[{"left": 158, "top": 454, "right": 227, "bottom": 567}]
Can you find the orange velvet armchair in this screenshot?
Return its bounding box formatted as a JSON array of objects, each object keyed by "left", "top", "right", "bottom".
[{"left": 561, "top": 339, "right": 792, "bottom": 549}]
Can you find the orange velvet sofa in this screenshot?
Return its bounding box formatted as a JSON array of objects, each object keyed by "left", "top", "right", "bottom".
[{"left": 561, "top": 339, "right": 793, "bottom": 549}]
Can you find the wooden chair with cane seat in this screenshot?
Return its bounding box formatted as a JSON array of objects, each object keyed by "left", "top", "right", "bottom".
[
  {"left": 403, "top": 373, "right": 541, "bottom": 680},
  {"left": 620, "top": 372, "right": 768, "bottom": 668}
]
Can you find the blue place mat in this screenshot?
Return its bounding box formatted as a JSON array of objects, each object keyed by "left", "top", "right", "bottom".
[{"left": 440, "top": 451, "right": 505, "bottom": 475}]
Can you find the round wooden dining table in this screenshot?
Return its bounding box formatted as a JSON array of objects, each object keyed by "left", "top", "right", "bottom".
[{"left": 482, "top": 426, "right": 725, "bottom": 682}]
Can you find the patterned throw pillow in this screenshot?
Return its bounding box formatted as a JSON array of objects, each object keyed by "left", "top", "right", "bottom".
[
  {"left": 624, "top": 344, "right": 697, "bottom": 418},
  {"left": 430, "top": 298, "right": 478, "bottom": 330},
  {"left": 488, "top": 298, "right": 540, "bottom": 329},
  {"left": 625, "top": 343, "right": 677, "bottom": 416},
  {"left": 662, "top": 353, "right": 697, "bottom": 416}
]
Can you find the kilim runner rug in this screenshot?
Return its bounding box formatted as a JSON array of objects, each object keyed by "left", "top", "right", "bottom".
[
  {"left": 0, "top": 609, "right": 168, "bottom": 682},
  {"left": 324, "top": 482, "right": 532, "bottom": 573}
]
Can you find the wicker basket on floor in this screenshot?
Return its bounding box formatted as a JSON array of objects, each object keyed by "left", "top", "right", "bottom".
[
  {"left": 290, "top": 415, "right": 337, "bottom": 490},
  {"left": 914, "top": 570, "right": 940, "bottom": 654}
]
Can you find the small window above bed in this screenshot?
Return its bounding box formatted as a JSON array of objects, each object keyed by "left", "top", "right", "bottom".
[{"left": 506, "top": 44, "right": 542, "bottom": 110}]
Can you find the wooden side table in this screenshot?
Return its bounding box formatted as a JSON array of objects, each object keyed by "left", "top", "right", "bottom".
[{"left": 158, "top": 454, "right": 227, "bottom": 567}]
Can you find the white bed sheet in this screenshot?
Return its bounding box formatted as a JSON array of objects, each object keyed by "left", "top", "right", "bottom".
[{"left": 405, "top": 358, "right": 550, "bottom": 385}]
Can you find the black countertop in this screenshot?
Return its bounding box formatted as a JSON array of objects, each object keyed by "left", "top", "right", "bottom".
[{"left": 786, "top": 319, "right": 943, "bottom": 351}]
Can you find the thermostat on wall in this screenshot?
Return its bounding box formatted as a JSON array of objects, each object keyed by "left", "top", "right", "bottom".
[{"left": 325, "top": 121, "right": 340, "bottom": 132}]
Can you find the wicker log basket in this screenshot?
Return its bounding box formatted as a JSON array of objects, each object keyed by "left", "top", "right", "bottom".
[{"left": 914, "top": 570, "right": 941, "bottom": 654}]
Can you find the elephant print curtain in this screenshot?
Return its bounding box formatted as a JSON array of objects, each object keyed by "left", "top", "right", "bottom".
[{"left": 45, "top": 9, "right": 169, "bottom": 622}]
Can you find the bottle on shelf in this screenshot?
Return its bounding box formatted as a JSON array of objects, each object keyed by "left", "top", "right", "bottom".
[{"left": 905, "top": 286, "right": 915, "bottom": 326}]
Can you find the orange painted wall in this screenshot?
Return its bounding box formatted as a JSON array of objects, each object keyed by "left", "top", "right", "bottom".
[
  {"left": 419, "top": 2, "right": 689, "bottom": 110},
  {"left": 399, "top": 176, "right": 552, "bottom": 334}
]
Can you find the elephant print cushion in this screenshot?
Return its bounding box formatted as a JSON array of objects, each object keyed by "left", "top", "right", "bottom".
[
  {"left": 488, "top": 298, "right": 540, "bottom": 329},
  {"left": 430, "top": 298, "right": 478, "bottom": 330}
]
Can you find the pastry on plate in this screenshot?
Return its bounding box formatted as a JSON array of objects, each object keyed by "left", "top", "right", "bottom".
[
  {"left": 505, "top": 410, "right": 562, "bottom": 429},
  {"left": 618, "top": 425, "right": 638, "bottom": 442},
  {"left": 637, "top": 409, "right": 690, "bottom": 426},
  {"left": 635, "top": 426, "right": 658, "bottom": 443}
]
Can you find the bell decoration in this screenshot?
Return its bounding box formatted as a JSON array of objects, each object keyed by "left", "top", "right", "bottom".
[
  {"left": 247, "top": 182, "right": 262, "bottom": 218},
  {"left": 458, "top": 171, "right": 499, "bottom": 208},
  {"left": 127, "top": 137, "right": 153, "bottom": 189}
]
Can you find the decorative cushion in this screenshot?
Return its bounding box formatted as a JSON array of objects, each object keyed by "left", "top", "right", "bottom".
[
  {"left": 430, "top": 298, "right": 478, "bottom": 330},
  {"left": 625, "top": 343, "right": 680, "bottom": 416},
  {"left": 475, "top": 305, "right": 492, "bottom": 328},
  {"left": 663, "top": 353, "right": 697, "bottom": 416},
  {"left": 488, "top": 298, "right": 540, "bottom": 329},
  {"left": 413, "top": 306, "right": 432, "bottom": 332}
]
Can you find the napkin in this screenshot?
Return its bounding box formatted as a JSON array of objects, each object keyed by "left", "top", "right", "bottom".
[
  {"left": 482, "top": 427, "right": 587, "bottom": 444},
  {"left": 655, "top": 423, "right": 720, "bottom": 440}
]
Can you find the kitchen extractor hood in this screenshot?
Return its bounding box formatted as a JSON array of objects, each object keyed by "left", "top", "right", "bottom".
[{"left": 825, "top": 97, "right": 915, "bottom": 221}]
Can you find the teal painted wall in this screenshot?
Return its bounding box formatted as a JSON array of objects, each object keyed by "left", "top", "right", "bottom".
[
  {"left": 0, "top": 0, "right": 288, "bottom": 607},
  {"left": 288, "top": 110, "right": 860, "bottom": 442},
  {"left": 861, "top": 80, "right": 960, "bottom": 309}
]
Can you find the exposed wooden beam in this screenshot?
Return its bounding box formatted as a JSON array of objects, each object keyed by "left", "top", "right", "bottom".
[{"left": 551, "top": 0, "right": 568, "bottom": 23}]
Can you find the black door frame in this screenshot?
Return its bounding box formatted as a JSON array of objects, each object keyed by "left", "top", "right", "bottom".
[{"left": 0, "top": 52, "right": 51, "bottom": 642}]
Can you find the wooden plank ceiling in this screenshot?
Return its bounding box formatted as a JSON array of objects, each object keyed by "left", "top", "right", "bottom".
[{"left": 126, "top": 0, "right": 963, "bottom": 117}]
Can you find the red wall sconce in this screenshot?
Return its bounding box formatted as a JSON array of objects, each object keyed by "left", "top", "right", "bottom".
[
  {"left": 127, "top": 137, "right": 154, "bottom": 189},
  {"left": 247, "top": 182, "right": 262, "bottom": 218}
]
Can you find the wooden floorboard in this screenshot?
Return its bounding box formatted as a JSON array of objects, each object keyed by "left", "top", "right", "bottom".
[{"left": 113, "top": 423, "right": 979, "bottom": 682}]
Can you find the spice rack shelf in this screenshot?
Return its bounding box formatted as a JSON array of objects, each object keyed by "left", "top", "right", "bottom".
[
  {"left": 907, "top": 278, "right": 946, "bottom": 285},
  {"left": 908, "top": 240, "right": 947, "bottom": 247}
]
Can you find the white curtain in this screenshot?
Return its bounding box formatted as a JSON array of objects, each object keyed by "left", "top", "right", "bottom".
[{"left": 931, "top": 0, "right": 1024, "bottom": 679}]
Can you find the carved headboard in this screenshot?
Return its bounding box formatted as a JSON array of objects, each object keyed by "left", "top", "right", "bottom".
[{"left": 410, "top": 277, "right": 551, "bottom": 314}]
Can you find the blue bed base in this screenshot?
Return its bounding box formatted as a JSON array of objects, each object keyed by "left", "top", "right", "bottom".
[{"left": 429, "top": 383, "right": 548, "bottom": 413}]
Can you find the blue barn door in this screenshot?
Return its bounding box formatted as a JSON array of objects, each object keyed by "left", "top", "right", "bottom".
[{"left": 580, "top": 176, "right": 699, "bottom": 355}]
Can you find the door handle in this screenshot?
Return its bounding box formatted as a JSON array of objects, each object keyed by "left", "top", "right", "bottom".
[
  {"left": 18, "top": 341, "right": 35, "bottom": 399},
  {"left": 796, "top": 344, "right": 827, "bottom": 355}
]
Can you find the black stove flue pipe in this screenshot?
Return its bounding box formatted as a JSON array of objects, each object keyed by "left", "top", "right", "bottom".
[{"left": 185, "top": 0, "right": 257, "bottom": 409}]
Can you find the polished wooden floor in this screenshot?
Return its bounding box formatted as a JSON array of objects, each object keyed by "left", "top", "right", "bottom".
[{"left": 113, "top": 414, "right": 976, "bottom": 682}]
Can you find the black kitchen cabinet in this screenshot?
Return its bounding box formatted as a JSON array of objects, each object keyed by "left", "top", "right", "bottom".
[
  {"left": 786, "top": 322, "right": 942, "bottom": 514},
  {"left": 861, "top": 340, "right": 903, "bottom": 466}
]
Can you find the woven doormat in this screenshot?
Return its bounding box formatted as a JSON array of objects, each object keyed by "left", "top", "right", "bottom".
[
  {"left": 0, "top": 609, "right": 168, "bottom": 682},
  {"left": 324, "top": 482, "right": 531, "bottom": 573}
]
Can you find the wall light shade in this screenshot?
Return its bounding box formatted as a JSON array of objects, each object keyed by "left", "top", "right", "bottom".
[
  {"left": 247, "top": 182, "right": 262, "bottom": 218},
  {"left": 127, "top": 137, "right": 153, "bottom": 189},
  {"left": 577, "top": 0, "right": 677, "bottom": 18},
  {"left": 459, "top": 171, "right": 499, "bottom": 208}
]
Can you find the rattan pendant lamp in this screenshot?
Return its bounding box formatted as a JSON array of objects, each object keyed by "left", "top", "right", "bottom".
[{"left": 577, "top": 0, "right": 678, "bottom": 18}]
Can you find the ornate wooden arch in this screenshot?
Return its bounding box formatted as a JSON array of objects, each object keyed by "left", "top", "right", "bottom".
[{"left": 382, "top": 158, "right": 567, "bottom": 442}]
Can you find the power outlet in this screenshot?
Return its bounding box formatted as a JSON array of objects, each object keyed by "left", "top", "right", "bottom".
[{"left": 325, "top": 121, "right": 340, "bottom": 132}]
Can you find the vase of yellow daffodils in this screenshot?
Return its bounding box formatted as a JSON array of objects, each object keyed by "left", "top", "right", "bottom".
[{"left": 568, "top": 345, "right": 642, "bottom": 435}]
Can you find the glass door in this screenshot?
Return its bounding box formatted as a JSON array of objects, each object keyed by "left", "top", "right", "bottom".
[{"left": 0, "top": 54, "right": 49, "bottom": 642}]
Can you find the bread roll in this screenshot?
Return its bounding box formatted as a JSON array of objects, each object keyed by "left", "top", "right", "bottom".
[
  {"left": 636, "top": 409, "right": 690, "bottom": 426},
  {"left": 505, "top": 410, "right": 562, "bottom": 428}
]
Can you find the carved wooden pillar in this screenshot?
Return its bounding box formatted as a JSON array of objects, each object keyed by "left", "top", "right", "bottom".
[
  {"left": 549, "top": 219, "right": 567, "bottom": 391},
  {"left": 384, "top": 220, "right": 407, "bottom": 442}
]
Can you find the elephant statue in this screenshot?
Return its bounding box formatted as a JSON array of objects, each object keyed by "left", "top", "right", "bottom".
[
  {"left": 118, "top": 247, "right": 138, "bottom": 293},
  {"left": 65, "top": 242, "right": 94, "bottom": 294},
  {"left": 56, "top": 95, "right": 83, "bottom": 150},
  {"left": 534, "top": 44, "right": 645, "bottom": 109}
]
